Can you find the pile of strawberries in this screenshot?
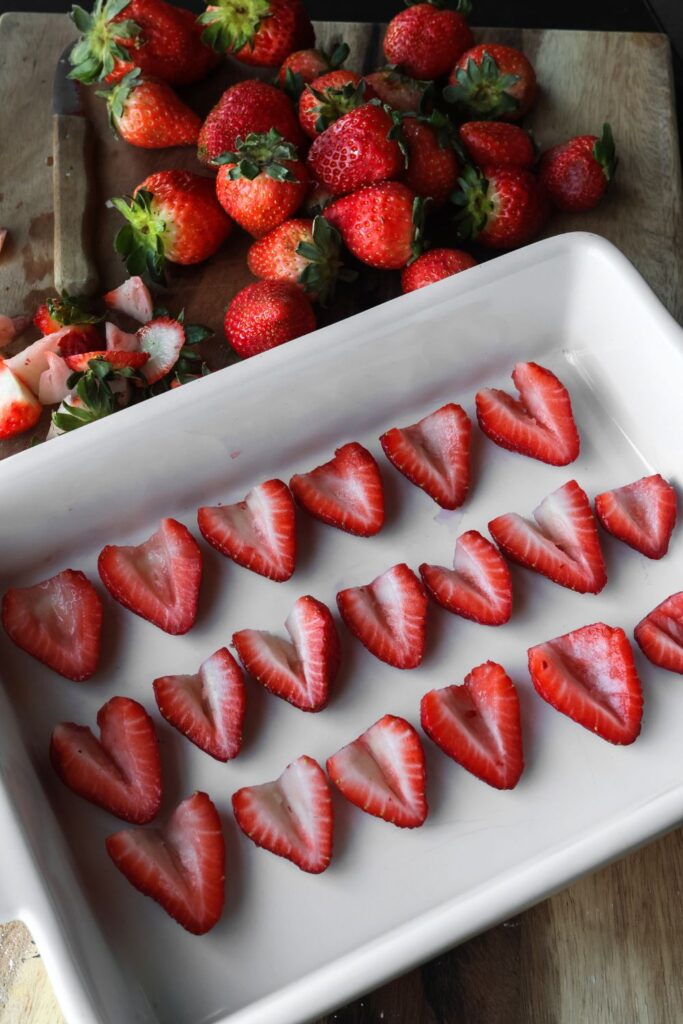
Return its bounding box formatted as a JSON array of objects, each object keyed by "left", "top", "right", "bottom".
[
  {"left": 2, "top": 358, "right": 680, "bottom": 934},
  {"left": 0, "top": 0, "right": 621, "bottom": 444}
]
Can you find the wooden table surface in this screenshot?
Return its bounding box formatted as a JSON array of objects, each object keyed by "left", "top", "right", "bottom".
[{"left": 1, "top": 12, "right": 683, "bottom": 1024}]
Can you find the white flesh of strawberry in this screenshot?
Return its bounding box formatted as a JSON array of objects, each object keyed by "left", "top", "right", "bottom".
[
  {"left": 5, "top": 328, "right": 70, "bottom": 394},
  {"left": 0, "top": 362, "right": 42, "bottom": 432},
  {"left": 106, "top": 321, "right": 140, "bottom": 353},
  {"left": 138, "top": 322, "right": 184, "bottom": 384},
  {"left": 104, "top": 277, "right": 154, "bottom": 323},
  {"left": 38, "top": 351, "right": 72, "bottom": 405}
]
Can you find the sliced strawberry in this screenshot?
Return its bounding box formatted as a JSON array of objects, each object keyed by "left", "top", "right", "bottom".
[
  {"left": 6, "top": 329, "right": 68, "bottom": 393},
  {"left": 197, "top": 479, "right": 296, "bottom": 582},
  {"left": 64, "top": 350, "right": 149, "bottom": 373},
  {"left": 38, "top": 351, "right": 72, "bottom": 405},
  {"left": 421, "top": 661, "right": 523, "bottom": 789},
  {"left": 106, "top": 791, "right": 225, "bottom": 935},
  {"left": 137, "top": 316, "right": 185, "bottom": 384},
  {"left": 420, "top": 530, "right": 512, "bottom": 625},
  {"left": 2, "top": 568, "right": 102, "bottom": 681},
  {"left": 476, "top": 361, "right": 580, "bottom": 466},
  {"left": 528, "top": 622, "right": 643, "bottom": 745},
  {"left": 105, "top": 321, "right": 140, "bottom": 353},
  {"left": 327, "top": 714, "right": 428, "bottom": 828},
  {"left": 98, "top": 518, "right": 202, "bottom": 635},
  {"left": 337, "top": 563, "right": 427, "bottom": 669},
  {"left": 595, "top": 473, "right": 677, "bottom": 560},
  {"left": 154, "top": 647, "right": 246, "bottom": 761},
  {"left": 379, "top": 402, "right": 471, "bottom": 510},
  {"left": 103, "top": 276, "right": 154, "bottom": 323},
  {"left": 57, "top": 324, "right": 104, "bottom": 358},
  {"left": 232, "top": 595, "right": 340, "bottom": 712},
  {"left": 0, "top": 361, "right": 42, "bottom": 439},
  {"left": 289, "top": 441, "right": 385, "bottom": 536},
  {"left": 50, "top": 696, "right": 162, "bottom": 822},
  {"left": 233, "top": 755, "right": 333, "bottom": 873},
  {"left": 489, "top": 479, "right": 607, "bottom": 594},
  {"left": 634, "top": 591, "right": 683, "bottom": 674}
]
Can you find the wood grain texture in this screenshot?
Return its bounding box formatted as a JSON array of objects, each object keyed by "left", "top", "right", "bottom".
[
  {"left": 52, "top": 113, "right": 100, "bottom": 296},
  {"left": 1, "top": 14, "right": 683, "bottom": 1024}
]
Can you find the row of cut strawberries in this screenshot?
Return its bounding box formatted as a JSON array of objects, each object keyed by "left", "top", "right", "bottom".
[{"left": 2, "top": 358, "right": 681, "bottom": 934}]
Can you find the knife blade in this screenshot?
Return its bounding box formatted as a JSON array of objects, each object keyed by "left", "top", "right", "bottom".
[{"left": 52, "top": 43, "right": 99, "bottom": 297}]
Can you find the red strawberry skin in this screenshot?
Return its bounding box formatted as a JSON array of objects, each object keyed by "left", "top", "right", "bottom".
[
  {"left": 402, "top": 118, "right": 460, "bottom": 206},
  {"left": 233, "top": 755, "right": 333, "bottom": 873},
  {"left": 57, "top": 325, "right": 105, "bottom": 357},
  {"left": 476, "top": 361, "right": 580, "bottom": 466},
  {"left": 298, "top": 70, "right": 371, "bottom": 139},
  {"left": 489, "top": 479, "right": 607, "bottom": 595},
  {"left": 421, "top": 661, "right": 524, "bottom": 789},
  {"left": 224, "top": 281, "right": 316, "bottom": 359},
  {"left": 420, "top": 529, "right": 512, "bottom": 626},
  {"left": 401, "top": 248, "right": 477, "bottom": 293},
  {"left": 459, "top": 121, "right": 535, "bottom": 169},
  {"left": 134, "top": 171, "right": 233, "bottom": 265},
  {"left": 198, "top": 80, "right": 304, "bottom": 166},
  {"left": 233, "top": 595, "right": 340, "bottom": 712},
  {"left": 106, "top": 791, "right": 225, "bottom": 934},
  {"left": 337, "top": 563, "right": 427, "bottom": 669},
  {"left": 98, "top": 518, "right": 202, "bottom": 635},
  {"left": 51, "top": 696, "right": 162, "bottom": 823},
  {"left": 109, "top": 74, "right": 201, "bottom": 149},
  {"left": 229, "top": 0, "right": 314, "bottom": 68},
  {"left": 154, "top": 647, "right": 245, "bottom": 761},
  {"left": 215, "top": 158, "right": 308, "bottom": 240},
  {"left": 634, "top": 592, "right": 683, "bottom": 675},
  {"left": 528, "top": 623, "right": 643, "bottom": 745},
  {"left": 324, "top": 182, "right": 417, "bottom": 270},
  {"left": 307, "top": 104, "right": 404, "bottom": 196},
  {"left": 277, "top": 48, "right": 333, "bottom": 89},
  {"left": 594, "top": 474, "right": 677, "bottom": 560},
  {"left": 379, "top": 401, "right": 471, "bottom": 510},
  {"left": 198, "top": 478, "right": 296, "bottom": 581},
  {"left": 64, "top": 350, "right": 149, "bottom": 373},
  {"left": 327, "top": 714, "right": 428, "bottom": 828},
  {"left": 383, "top": 4, "right": 473, "bottom": 80},
  {"left": 476, "top": 166, "right": 549, "bottom": 249},
  {"left": 2, "top": 569, "right": 102, "bottom": 681},
  {"left": 289, "top": 441, "right": 385, "bottom": 536},
  {"left": 539, "top": 132, "right": 614, "bottom": 212}
]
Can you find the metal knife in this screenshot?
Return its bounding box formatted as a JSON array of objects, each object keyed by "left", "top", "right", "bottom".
[{"left": 52, "top": 44, "right": 99, "bottom": 296}]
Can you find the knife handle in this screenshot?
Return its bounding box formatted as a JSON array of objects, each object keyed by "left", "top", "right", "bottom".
[{"left": 52, "top": 112, "right": 100, "bottom": 297}]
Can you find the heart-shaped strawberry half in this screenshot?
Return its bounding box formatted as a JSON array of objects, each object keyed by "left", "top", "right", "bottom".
[
  {"left": 420, "top": 529, "right": 512, "bottom": 625},
  {"left": 51, "top": 696, "right": 162, "bottom": 823},
  {"left": 107, "top": 791, "right": 225, "bottom": 934}
]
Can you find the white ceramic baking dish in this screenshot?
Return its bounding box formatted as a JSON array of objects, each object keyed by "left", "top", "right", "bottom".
[{"left": 1, "top": 232, "right": 682, "bottom": 1024}]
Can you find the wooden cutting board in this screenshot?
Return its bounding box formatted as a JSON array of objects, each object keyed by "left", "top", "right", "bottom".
[{"left": 1, "top": 13, "right": 683, "bottom": 1024}]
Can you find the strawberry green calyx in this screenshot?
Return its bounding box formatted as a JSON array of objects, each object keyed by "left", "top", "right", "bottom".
[
  {"left": 444, "top": 50, "right": 520, "bottom": 120},
  {"left": 213, "top": 129, "right": 301, "bottom": 182},
  {"left": 308, "top": 80, "right": 370, "bottom": 134},
  {"left": 450, "top": 164, "right": 491, "bottom": 239},
  {"left": 54, "top": 358, "right": 142, "bottom": 433},
  {"left": 46, "top": 293, "right": 103, "bottom": 327},
  {"left": 296, "top": 216, "right": 357, "bottom": 305},
  {"left": 409, "top": 195, "right": 428, "bottom": 263},
  {"left": 198, "top": 0, "right": 271, "bottom": 54},
  {"left": 96, "top": 67, "right": 141, "bottom": 134},
  {"left": 69, "top": 0, "right": 140, "bottom": 83},
  {"left": 594, "top": 123, "right": 617, "bottom": 181},
  {"left": 387, "top": 109, "right": 410, "bottom": 169},
  {"left": 110, "top": 189, "right": 168, "bottom": 283}
]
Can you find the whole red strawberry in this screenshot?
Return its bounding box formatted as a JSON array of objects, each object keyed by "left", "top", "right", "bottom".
[
  {"left": 69, "top": 0, "right": 219, "bottom": 84},
  {"left": 197, "top": 79, "right": 304, "bottom": 166},
  {"left": 539, "top": 124, "right": 617, "bottom": 212},
  {"left": 364, "top": 67, "right": 433, "bottom": 114},
  {"left": 307, "top": 104, "right": 405, "bottom": 196},
  {"left": 402, "top": 113, "right": 460, "bottom": 205},
  {"left": 445, "top": 43, "right": 537, "bottom": 121},
  {"left": 247, "top": 215, "right": 355, "bottom": 303},
  {"left": 98, "top": 69, "right": 201, "bottom": 149},
  {"left": 198, "top": 0, "right": 313, "bottom": 67},
  {"left": 298, "top": 71, "right": 376, "bottom": 139},
  {"left": 214, "top": 130, "right": 308, "bottom": 238},
  {"left": 324, "top": 181, "right": 422, "bottom": 269},
  {"left": 459, "top": 121, "right": 535, "bottom": 169},
  {"left": 452, "top": 164, "right": 548, "bottom": 249},
  {"left": 224, "top": 280, "right": 316, "bottom": 357},
  {"left": 111, "top": 170, "right": 233, "bottom": 280},
  {"left": 401, "top": 247, "right": 476, "bottom": 292},
  {"left": 383, "top": 0, "right": 473, "bottom": 81},
  {"left": 277, "top": 42, "right": 350, "bottom": 99}
]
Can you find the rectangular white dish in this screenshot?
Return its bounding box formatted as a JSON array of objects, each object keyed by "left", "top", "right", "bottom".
[{"left": 1, "top": 231, "right": 682, "bottom": 1024}]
